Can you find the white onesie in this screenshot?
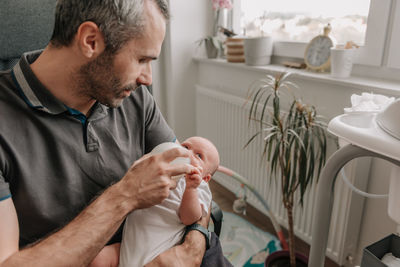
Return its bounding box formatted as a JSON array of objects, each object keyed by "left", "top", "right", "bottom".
[{"left": 119, "top": 178, "right": 212, "bottom": 267}]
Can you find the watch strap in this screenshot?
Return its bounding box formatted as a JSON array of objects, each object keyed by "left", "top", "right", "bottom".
[{"left": 184, "top": 223, "right": 211, "bottom": 250}]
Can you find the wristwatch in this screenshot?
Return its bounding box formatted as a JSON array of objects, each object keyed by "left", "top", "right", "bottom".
[{"left": 184, "top": 223, "right": 211, "bottom": 250}]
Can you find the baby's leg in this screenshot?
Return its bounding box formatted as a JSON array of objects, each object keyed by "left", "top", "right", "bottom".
[{"left": 89, "top": 243, "right": 121, "bottom": 267}]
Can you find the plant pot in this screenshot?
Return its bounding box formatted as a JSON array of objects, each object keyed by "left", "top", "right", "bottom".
[
  {"left": 244, "top": 36, "right": 273, "bottom": 66},
  {"left": 205, "top": 39, "right": 219, "bottom": 59},
  {"left": 264, "top": 251, "right": 308, "bottom": 267}
]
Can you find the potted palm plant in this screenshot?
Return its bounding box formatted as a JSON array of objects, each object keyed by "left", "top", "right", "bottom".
[{"left": 245, "top": 72, "right": 328, "bottom": 267}]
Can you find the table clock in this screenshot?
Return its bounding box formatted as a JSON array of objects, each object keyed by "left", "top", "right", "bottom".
[{"left": 304, "top": 24, "right": 334, "bottom": 72}]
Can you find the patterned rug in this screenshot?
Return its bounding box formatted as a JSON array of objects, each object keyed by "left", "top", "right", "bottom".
[{"left": 216, "top": 211, "right": 281, "bottom": 267}]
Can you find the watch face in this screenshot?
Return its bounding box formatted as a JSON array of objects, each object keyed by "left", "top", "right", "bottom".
[{"left": 305, "top": 36, "right": 333, "bottom": 68}]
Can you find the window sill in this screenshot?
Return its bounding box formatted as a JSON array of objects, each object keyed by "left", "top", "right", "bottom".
[{"left": 193, "top": 57, "right": 400, "bottom": 95}]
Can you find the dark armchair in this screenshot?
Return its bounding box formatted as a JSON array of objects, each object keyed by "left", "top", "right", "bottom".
[{"left": 0, "top": 0, "right": 56, "bottom": 70}]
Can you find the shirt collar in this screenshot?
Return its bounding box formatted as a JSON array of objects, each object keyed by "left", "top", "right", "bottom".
[
  {"left": 11, "top": 50, "right": 109, "bottom": 119},
  {"left": 12, "top": 50, "right": 67, "bottom": 114}
]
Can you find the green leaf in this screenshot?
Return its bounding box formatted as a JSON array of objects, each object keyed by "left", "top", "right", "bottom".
[
  {"left": 244, "top": 131, "right": 261, "bottom": 149},
  {"left": 260, "top": 94, "right": 272, "bottom": 129},
  {"left": 287, "top": 129, "right": 305, "bottom": 151},
  {"left": 273, "top": 95, "right": 280, "bottom": 123},
  {"left": 251, "top": 89, "right": 263, "bottom": 118},
  {"left": 263, "top": 131, "right": 278, "bottom": 143},
  {"left": 211, "top": 37, "right": 221, "bottom": 50},
  {"left": 270, "top": 140, "right": 281, "bottom": 177}
]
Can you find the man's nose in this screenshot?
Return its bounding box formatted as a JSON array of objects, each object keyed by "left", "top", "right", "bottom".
[{"left": 137, "top": 63, "right": 152, "bottom": 86}]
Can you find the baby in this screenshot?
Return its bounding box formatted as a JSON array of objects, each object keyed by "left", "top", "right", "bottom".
[{"left": 90, "top": 136, "right": 220, "bottom": 267}]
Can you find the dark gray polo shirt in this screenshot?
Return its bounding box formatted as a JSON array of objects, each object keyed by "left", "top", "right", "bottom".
[{"left": 0, "top": 51, "right": 175, "bottom": 247}]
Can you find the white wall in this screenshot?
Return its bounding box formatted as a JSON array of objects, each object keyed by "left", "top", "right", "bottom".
[
  {"left": 161, "top": 1, "right": 400, "bottom": 265},
  {"left": 194, "top": 59, "right": 399, "bottom": 265},
  {"left": 356, "top": 159, "right": 397, "bottom": 264},
  {"left": 159, "top": 0, "right": 213, "bottom": 140}
]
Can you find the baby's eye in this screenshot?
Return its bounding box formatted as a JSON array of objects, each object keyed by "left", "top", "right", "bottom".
[
  {"left": 182, "top": 145, "right": 188, "bottom": 149},
  {"left": 196, "top": 153, "right": 202, "bottom": 159}
]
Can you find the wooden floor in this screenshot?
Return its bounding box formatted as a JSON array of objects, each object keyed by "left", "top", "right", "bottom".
[{"left": 209, "top": 180, "right": 340, "bottom": 267}]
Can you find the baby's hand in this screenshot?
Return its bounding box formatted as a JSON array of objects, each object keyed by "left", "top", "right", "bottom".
[{"left": 185, "top": 167, "right": 202, "bottom": 189}]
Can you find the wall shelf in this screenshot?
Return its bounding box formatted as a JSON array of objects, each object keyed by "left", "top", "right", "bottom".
[{"left": 193, "top": 57, "right": 400, "bottom": 95}]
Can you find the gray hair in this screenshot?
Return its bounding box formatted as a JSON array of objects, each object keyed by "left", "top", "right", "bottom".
[{"left": 50, "top": 0, "right": 169, "bottom": 53}]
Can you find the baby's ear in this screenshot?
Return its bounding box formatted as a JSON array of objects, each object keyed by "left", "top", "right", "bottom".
[{"left": 203, "top": 174, "right": 212, "bottom": 183}]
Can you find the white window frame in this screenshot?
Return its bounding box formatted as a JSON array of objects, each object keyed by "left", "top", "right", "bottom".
[
  {"left": 233, "top": 0, "right": 392, "bottom": 67},
  {"left": 387, "top": 0, "right": 400, "bottom": 69}
]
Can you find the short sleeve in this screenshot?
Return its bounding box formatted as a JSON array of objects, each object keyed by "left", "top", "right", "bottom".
[
  {"left": 141, "top": 87, "right": 175, "bottom": 153},
  {"left": 197, "top": 180, "right": 212, "bottom": 216},
  {"left": 0, "top": 171, "right": 11, "bottom": 201}
]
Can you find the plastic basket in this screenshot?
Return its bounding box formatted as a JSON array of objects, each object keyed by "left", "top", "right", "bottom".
[{"left": 361, "top": 234, "right": 400, "bottom": 267}]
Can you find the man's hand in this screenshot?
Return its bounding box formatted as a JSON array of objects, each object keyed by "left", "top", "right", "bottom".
[
  {"left": 143, "top": 244, "right": 194, "bottom": 267},
  {"left": 146, "top": 227, "right": 208, "bottom": 267},
  {"left": 119, "top": 147, "right": 200, "bottom": 211}
]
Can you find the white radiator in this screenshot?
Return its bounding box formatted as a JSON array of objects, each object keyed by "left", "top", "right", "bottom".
[{"left": 195, "top": 85, "right": 370, "bottom": 266}]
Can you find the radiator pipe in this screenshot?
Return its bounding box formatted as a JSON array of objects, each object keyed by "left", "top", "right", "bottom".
[{"left": 217, "top": 165, "right": 289, "bottom": 250}]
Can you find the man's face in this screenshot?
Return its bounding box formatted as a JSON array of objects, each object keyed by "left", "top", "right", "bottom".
[
  {"left": 77, "top": 51, "right": 132, "bottom": 108},
  {"left": 77, "top": 1, "right": 166, "bottom": 108}
]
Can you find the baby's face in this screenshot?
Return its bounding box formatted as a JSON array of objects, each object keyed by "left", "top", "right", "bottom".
[{"left": 181, "top": 137, "right": 219, "bottom": 179}]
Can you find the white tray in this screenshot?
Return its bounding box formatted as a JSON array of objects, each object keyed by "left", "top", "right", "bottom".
[{"left": 328, "top": 113, "right": 400, "bottom": 162}]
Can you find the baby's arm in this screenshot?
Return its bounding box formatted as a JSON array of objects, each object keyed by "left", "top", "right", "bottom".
[{"left": 178, "top": 174, "right": 203, "bottom": 225}]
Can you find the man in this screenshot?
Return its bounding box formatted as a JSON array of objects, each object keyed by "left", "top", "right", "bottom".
[{"left": 0, "top": 0, "right": 223, "bottom": 266}]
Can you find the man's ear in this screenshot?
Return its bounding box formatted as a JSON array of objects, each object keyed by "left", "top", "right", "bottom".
[
  {"left": 203, "top": 174, "right": 212, "bottom": 183},
  {"left": 75, "top": 21, "right": 105, "bottom": 59}
]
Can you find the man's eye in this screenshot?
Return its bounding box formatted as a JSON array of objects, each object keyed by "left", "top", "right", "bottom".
[
  {"left": 139, "top": 58, "right": 151, "bottom": 64},
  {"left": 182, "top": 145, "right": 188, "bottom": 149}
]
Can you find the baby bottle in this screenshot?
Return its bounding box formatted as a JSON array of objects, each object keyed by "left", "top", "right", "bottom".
[{"left": 150, "top": 142, "right": 191, "bottom": 181}]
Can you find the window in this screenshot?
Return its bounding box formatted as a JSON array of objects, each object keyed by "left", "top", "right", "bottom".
[
  {"left": 240, "top": 0, "right": 370, "bottom": 45},
  {"left": 387, "top": 0, "right": 400, "bottom": 69},
  {"left": 232, "top": 0, "right": 392, "bottom": 66}
]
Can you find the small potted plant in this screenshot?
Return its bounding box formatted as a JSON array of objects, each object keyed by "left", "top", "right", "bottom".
[
  {"left": 197, "top": 36, "right": 223, "bottom": 59},
  {"left": 197, "top": 0, "right": 233, "bottom": 59},
  {"left": 245, "top": 72, "right": 328, "bottom": 267},
  {"left": 243, "top": 11, "right": 274, "bottom": 66}
]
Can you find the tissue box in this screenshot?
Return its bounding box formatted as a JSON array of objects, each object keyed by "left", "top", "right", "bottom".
[{"left": 361, "top": 234, "right": 400, "bottom": 267}]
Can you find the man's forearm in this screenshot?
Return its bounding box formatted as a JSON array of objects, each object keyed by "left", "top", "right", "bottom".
[
  {"left": 181, "top": 207, "right": 210, "bottom": 265},
  {"left": 1, "top": 182, "right": 130, "bottom": 267}
]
